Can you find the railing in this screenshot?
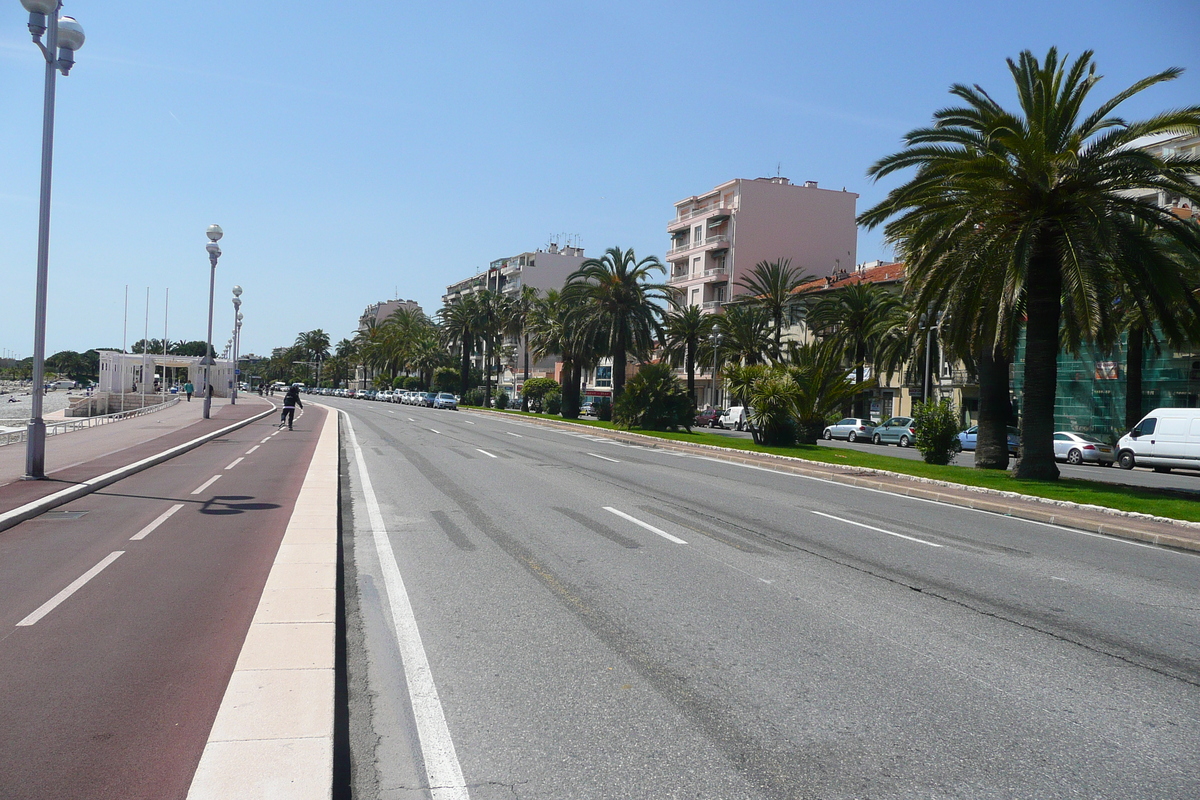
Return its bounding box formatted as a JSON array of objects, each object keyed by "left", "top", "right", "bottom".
[
  {"left": 704, "top": 234, "right": 730, "bottom": 247},
  {"left": 702, "top": 266, "right": 727, "bottom": 278},
  {"left": 702, "top": 300, "right": 723, "bottom": 311},
  {"left": 671, "top": 203, "right": 735, "bottom": 225},
  {"left": 0, "top": 396, "right": 182, "bottom": 447},
  {"left": 669, "top": 271, "right": 691, "bottom": 284}
]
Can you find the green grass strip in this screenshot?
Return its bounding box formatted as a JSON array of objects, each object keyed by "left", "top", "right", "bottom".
[{"left": 486, "top": 408, "right": 1200, "bottom": 523}]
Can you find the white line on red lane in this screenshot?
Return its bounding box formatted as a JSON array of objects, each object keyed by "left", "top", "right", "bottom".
[
  {"left": 225, "top": 457, "right": 244, "bottom": 470},
  {"left": 16, "top": 551, "right": 125, "bottom": 626},
  {"left": 245, "top": 445, "right": 260, "bottom": 455},
  {"left": 190, "top": 475, "right": 222, "bottom": 495},
  {"left": 587, "top": 453, "right": 620, "bottom": 463},
  {"left": 604, "top": 507, "right": 687, "bottom": 544},
  {"left": 260, "top": 437, "right": 271, "bottom": 444},
  {"left": 810, "top": 510, "right": 943, "bottom": 548},
  {"left": 130, "top": 503, "right": 185, "bottom": 541}
]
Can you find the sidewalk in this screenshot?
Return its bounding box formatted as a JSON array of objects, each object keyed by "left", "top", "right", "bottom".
[
  {"left": 471, "top": 410, "right": 1200, "bottom": 554},
  {"left": 0, "top": 396, "right": 276, "bottom": 526}
]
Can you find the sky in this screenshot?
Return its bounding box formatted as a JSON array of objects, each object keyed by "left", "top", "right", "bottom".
[{"left": 1, "top": 1, "right": 1197, "bottom": 360}]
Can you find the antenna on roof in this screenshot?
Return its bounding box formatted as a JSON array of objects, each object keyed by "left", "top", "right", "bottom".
[{"left": 776, "top": 162, "right": 781, "bottom": 177}]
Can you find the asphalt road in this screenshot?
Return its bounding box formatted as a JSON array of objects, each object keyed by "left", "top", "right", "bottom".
[
  {"left": 699, "top": 424, "right": 1200, "bottom": 494},
  {"left": 336, "top": 398, "right": 1200, "bottom": 800},
  {"left": 0, "top": 406, "right": 322, "bottom": 800}
]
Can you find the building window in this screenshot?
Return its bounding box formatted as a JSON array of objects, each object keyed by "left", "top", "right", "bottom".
[
  {"left": 690, "top": 288, "right": 700, "bottom": 307},
  {"left": 595, "top": 365, "right": 612, "bottom": 388},
  {"left": 692, "top": 256, "right": 701, "bottom": 276},
  {"left": 693, "top": 225, "right": 703, "bottom": 245}
]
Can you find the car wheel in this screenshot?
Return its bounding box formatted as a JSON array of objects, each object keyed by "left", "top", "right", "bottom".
[
  {"left": 899, "top": 435, "right": 910, "bottom": 448},
  {"left": 1066, "top": 449, "right": 1083, "bottom": 465},
  {"left": 823, "top": 429, "right": 832, "bottom": 440},
  {"left": 1118, "top": 451, "right": 1135, "bottom": 470},
  {"left": 848, "top": 432, "right": 857, "bottom": 442},
  {"left": 872, "top": 433, "right": 881, "bottom": 445}
]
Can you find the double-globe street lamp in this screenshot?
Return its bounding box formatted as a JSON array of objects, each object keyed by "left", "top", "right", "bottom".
[
  {"left": 231, "top": 286, "right": 242, "bottom": 404},
  {"left": 19, "top": 0, "right": 84, "bottom": 480},
  {"left": 202, "top": 225, "right": 223, "bottom": 420},
  {"left": 709, "top": 323, "right": 722, "bottom": 409}
]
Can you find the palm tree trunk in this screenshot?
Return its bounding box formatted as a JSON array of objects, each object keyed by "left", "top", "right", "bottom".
[
  {"left": 459, "top": 344, "right": 470, "bottom": 398},
  {"left": 484, "top": 337, "right": 492, "bottom": 407},
  {"left": 975, "top": 346, "right": 1011, "bottom": 470},
  {"left": 1012, "top": 253, "right": 1061, "bottom": 480},
  {"left": 1124, "top": 325, "right": 1144, "bottom": 431},
  {"left": 685, "top": 340, "right": 695, "bottom": 403},
  {"left": 521, "top": 339, "right": 530, "bottom": 412},
  {"left": 853, "top": 343, "right": 866, "bottom": 418},
  {"left": 562, "top": 360, "right": 581, "bottom": 418}
]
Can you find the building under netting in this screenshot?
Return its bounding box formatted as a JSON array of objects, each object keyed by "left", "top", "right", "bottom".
[{"left": 1013, "top": 333, "right": 1200, "bottom": 442}]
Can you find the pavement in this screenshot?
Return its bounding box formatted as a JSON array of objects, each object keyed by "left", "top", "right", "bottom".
[
  {"left": 467, "top": 409, "right": 1200, "bottom": 554},
  {"left": 0, "top": 395, "right": 341, "bottom": 799}
]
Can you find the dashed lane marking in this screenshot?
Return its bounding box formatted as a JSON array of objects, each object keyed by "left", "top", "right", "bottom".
[
  {"left": 130, "top": 504, "right": 184, "bottom": 541},
  {"left": 17, "top": 551, "right": 125, "bottom": 626},
  {"left": 190, "top": 475, "right": 222, "bottom": 495},
  {"left": 604, "top": 506, "right": 687, "bottom": 544}
]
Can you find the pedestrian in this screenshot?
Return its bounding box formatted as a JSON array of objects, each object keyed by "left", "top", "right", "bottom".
[
  {"left": 280, "top": 383, "right": 303, "bottom": 430},
  {"left": 184, "top": 381, "right": 194, "bottom": 401}
]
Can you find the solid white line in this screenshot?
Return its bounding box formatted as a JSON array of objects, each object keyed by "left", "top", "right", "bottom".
[
  {"left": 190, "top": 475, "right": 222, "bottom": 495},
  {"left": 476, "top": 448, "right": 497, "bottom": 459},
  {"left": 130, "top": 503, "right": 185, "bottom": 541},
  {"left": 225, "top": 457, "right": 244, "bottom": 470},
  {"left": 604, "top": 506, "right": 687, "bottom": 544},
  {"left": 17, "top": 551, "right": 125, "bottom": 626},
  {"left": 245, "top": 445, "right": 260, "bottom": 455},
  {"left": 342, "top": 412, "right": 469, "bottom": 799},
  {"left": 587, "top": 453, "right": 620, "bottom": 463},
  {"left": 810, "top": 510, "right": 943, "bottom": 548}
]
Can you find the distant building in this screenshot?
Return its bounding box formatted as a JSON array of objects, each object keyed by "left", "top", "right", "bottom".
[
  {"left": 666, "top": 176, "right": 858, "bottom": 312},
  {"left": 359, "top": 299, "right": 423, "bottom": 332}
]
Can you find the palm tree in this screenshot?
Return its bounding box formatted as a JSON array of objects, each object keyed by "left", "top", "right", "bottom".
[
  {"left": 860, "top": 48, "right": 1200, "bottom": 479},
  {"left": 295, "top": 329, "right": 331, "bottom": 385},
  {"left": 527, "top": 289, "right": 598, "bottom": 417},
  {"left": 714, "top": 304, "right": 773, "bottom": 367},
  {"left": 660, "top": 303, "right": 707, "bottom": 403},
  {"left": 806, "top": 283, "right": 903, "bottom": 417},
  {"left": 504, "top": 286, "right": 540, "bottom": 411},
  {"left": 736, "top": 258, "right": 816, "bottom": 358},
  {"left": 438, "top": 295, "right": 481, "bottom": 397},
  {"left": 564, "top": 246, "right": 669, "bottom": 400}
]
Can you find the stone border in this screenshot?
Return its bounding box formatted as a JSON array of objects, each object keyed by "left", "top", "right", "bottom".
[
  {"left": 187, "top": 405, "right": 340, "bottom": 800},
  {"left": 467, "top": 409, "right": 1200, "bottom": 552}
]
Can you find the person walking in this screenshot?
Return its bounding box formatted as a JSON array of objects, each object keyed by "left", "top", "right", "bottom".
[
  {"left": 280, "top": 383, "right": 303, "bottom": 430},
  {"left": 184, "top": 381, "right": 194, "bottom": 401}
]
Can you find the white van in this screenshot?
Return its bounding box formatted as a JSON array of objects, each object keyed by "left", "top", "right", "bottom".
[
  {"left": 1116, "top": 407, "right": 1200, "bottom": 473},
  {"left": 718, "top": 405, "right": 751, "bottom": 432}
]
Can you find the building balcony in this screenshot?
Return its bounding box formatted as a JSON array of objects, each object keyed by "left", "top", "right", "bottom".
[
  {"left": 702, "top": 234, "right": 730, "bottom": 250},
  {"left": 666, "top": 202, "right": 736, "bottom": 232},
  {"left": 668, "top": 270, "right": 691, "bottom": 284},
  {"left": 702, "top": 300, "right": 723, "bottom": 311},
  {"left": 701, "top": 266, "right": 727, "bottom": 281}
]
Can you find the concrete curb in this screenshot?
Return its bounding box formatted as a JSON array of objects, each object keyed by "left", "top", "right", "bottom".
[
  {"left": 0, "top": 405, "right": 277, "bottom": 534},
  {"left": 468, "top": 409, "right": 1200, "bottom": 554},
  {"left": 187, "top": 404, "right": 340, "bottom": 800}
]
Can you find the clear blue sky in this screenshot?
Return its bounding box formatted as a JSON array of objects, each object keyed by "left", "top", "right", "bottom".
[{"left": 1, "top": 1, "right": 1196, "bottom": 359}]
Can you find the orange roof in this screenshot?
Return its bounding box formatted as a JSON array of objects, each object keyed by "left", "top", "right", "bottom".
[{"left": 793, "top": 262, "right": 906, "bottom": 294}]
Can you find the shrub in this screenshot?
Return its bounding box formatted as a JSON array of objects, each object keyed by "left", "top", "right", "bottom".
[
  {"left": 912, "top": 398, "right": 960, "bottom": 465},
  {"left": 494, "top": 391, "right": 510, "bottom": 410},
  {"left": 545, "top": 390, "right": 562, "bottom": 415},
  {"left": 595, "top": 397, "right": 612, "bottom": 422},
  {"left": 462, "top": 388, "right": 486, "bottom": 407},
  {"left": 747, "top": 375, "right": 800, "bottom": 446},
  {"left": 522, "top": 377, "right": 559, "bottom": 412},
  {"left": 433, "top": 367, "right": 459, "bottom": 393},
  {"left": 613, "top": 363, "right": 693, "bottom": 431}
]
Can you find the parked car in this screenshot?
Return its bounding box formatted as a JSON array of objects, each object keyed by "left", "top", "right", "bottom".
[
  {"left": 1053, "top": 431, "right": 1114, "bottom": 466},
  {"left": 872, "top": 416, "right": 917, "bottom": 447},
  {"left": 823, "top": 418, "right": 878, "bottom": 442},
  {"left": 954, "top": 425, "right": 1022, "bottom": 455},
  {"left": 718, "top": 406, "right": 751, "bottom": 431},
  {"left": 1117, "top": 407, "right": 1200, "bottom": 473},
  {"left": 420, "top": 392, "right": 437, "bottom": 407},
  {"left": 579, "top": 402, "right": 595, "bottom": 416},
  {"left": 434, "top": 392, "right": 458, "bottom": 410},
  {"left": 694, "top": 408, "right": 723, "bottom": 428}
]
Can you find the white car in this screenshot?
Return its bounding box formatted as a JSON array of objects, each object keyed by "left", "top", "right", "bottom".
[
  {"left": 1053, "top": 431, "right": 1114, "bottom": 466},
  {"left": 718, "top": 406, "right": 751, "bottom": 431}
]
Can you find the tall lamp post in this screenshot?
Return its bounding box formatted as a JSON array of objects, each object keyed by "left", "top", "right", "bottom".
[
  {"left": 230, "top": 286, "right": 242, "bottom": 404},
  {"left": 202, "top": 224, "right": 222, "bottom": 420},
  {"left": 20, "top": 0, "right": 85, "bottom": 480},
  {"left": 709, "top": 323, "right": 722, "bottom": 409}
]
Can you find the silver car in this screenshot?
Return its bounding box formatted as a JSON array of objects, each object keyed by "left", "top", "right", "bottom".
[
  {"left": 1054, "top": 431, "right": 1114, "bottom": 466},
  {"left": 872, "top": 416, "right": 917, "bottom": 447},
  {"left": 822, "top": 418, "right": 878, "bottom": 443}
]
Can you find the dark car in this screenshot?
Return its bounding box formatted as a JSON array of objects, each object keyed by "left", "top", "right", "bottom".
[{"left": 694, "top": 408, "right": 723, "bottom": 427}]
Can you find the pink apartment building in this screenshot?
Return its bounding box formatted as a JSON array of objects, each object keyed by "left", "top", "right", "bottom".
[{"left": 666, "top": 176, "right": 859, "bottom": 310}]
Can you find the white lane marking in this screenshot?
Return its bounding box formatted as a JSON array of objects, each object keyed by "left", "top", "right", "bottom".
[
  {"left": 464, "top": 421, "right": 475, "bottom": 425},
  {"left": 810, "top": 510, "right": 943, "bottom": 548},
  {"left": 190, "top": 475, "right": 222, "bottom": 495},
  {"left": 476, "top": 448, "right": 497, "bottom": 459},
  {"left": 604, "top": 506, "right": 687, "bottom": 544},
  {"left": 587, "top": 453, "right": 620, "bottom": 463},
  {"left": 225, "top": 457, "right": 244, "bottom": 470},
  {"left": 388, "top": 410, "right": 395, "bottom": 414},
  {"left": 430, "top": 429, "right": 441, "bottom": 435},
  {"left": 245, "top": 445, "right": 260, "bottom": 455},
  {"left": 17, "top": 551, "right": 125, "bottom": 626},
  {"left": 506, "top": 432, "right": 522, "bottom": 437},
  {"left": 408, "top": 418, "right": 416, "bottom": 422},
  {"left": 342, "top": 412, "right": 469, "bottom": 798},
  {"left": 130, "top": 503, "right": 185, "bottom": 541},
  {"left": 260, "top": 437, "right": 271, "bottom": 444}
]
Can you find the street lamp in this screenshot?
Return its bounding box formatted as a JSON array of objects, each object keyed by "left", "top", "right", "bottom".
[
  {"left": 20, "top": 0, "right": 85, "bottom": 480},
  {"left": 202, "top": 224, "right": 222, "bottom": 420},
  {"left": 709, "top": 323, "right": 722, "bottom": 409},
  {"left": 230, "top": 286, "right": 242, "bottom": 405}
]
